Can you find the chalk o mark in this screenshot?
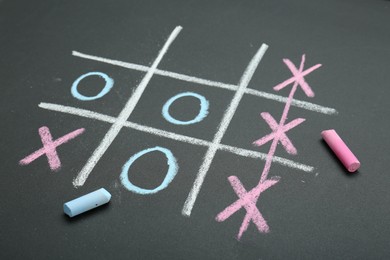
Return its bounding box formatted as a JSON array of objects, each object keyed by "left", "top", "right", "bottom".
[
  {"left": 162, "top": 92, "right": 209, "bottom": 125},
  {"left": 71, "top": 72, "right": 114, "bottom": 101},
  {"left": 120, "top": 146, "right": 178, "bottom": 194}
]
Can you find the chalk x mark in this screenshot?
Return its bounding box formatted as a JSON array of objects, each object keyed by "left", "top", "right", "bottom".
[{"left": 19, "top": 126, "right": 85, "bottom": 171}]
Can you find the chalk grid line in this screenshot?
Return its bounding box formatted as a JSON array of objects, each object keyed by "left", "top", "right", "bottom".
[
  {"left": 39, "top": 102, "right": 314, "bottom": 173},
  {"left": 72, "top": 51, "right": 337, "bottom": 115},
  {"left": 42, "top": 26, "right": 336, "bottom": 217},
  {"left": 182, "top": 44, "right": 268, "bottom": 216}
]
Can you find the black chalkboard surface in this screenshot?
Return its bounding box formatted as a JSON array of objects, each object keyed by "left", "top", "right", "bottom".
[{"left": 1, "top": 0, "right": 390, "bottom": 259}]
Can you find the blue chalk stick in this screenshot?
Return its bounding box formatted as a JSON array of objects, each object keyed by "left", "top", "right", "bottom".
[{"left": 64, "top": 188, "right": 111, "bottom": 217}]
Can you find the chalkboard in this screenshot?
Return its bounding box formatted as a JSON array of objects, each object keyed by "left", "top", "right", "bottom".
[{"left": 2, "top": 0, "right": 390, "bottom": 259}]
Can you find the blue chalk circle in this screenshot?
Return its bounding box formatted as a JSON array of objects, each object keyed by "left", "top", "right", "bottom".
[
  {"left": 162, "top": 92, "right": 209, "bottom": 125},
  {"left": 71, "top": 72, "right": 114, "bottom": 101},
  {"left": 63, "top": 188, "right": 111, "bottom": 217},
  {"left": 120, "top": 146, "right": 178, "bottom": 195}
]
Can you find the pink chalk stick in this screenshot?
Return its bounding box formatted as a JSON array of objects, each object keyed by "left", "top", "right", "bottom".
[{"left": 321, "top": 129, "right": 360, "bottom": 172}]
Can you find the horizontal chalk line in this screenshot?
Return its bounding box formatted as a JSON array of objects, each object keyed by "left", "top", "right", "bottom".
[
  {"left": 72, "top": 51, "right": 338, "bottom": 115},
  {"left": 39, "top": 102, "right": 314, "bottom": 173}
]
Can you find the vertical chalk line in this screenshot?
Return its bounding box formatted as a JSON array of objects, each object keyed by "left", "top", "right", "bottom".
[
  {"left": 181, "top": 44, "right": 269, "bottom": 217},
  {"left": 72, "top": 50, "right": 337, "bottom": 115},
  {"left": 216, "top": 56, "right": 308, "bottom": 239},
  {"left": 72, "top": 26, "right": 183, "bottom": 187}
]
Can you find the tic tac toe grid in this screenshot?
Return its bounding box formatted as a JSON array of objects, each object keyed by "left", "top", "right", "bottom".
[{"left": 38, "top": 26, "right": 337, "bottom": 217}]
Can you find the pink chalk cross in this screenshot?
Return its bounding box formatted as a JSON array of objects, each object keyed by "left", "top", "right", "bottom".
[
  {"left": 19, "top": 126, "right": 85, "bottom": 171},
  {"left": 273, "top": 54, "right": 321, "bottom": 97},
  {"left": 216, "top": 176, "right": 280, "bottom": 239},
  {"left": 216, "top": 54, "right": 321, "bottom": 239},
  {"left": 253, "top": 112, "right": 305, "bottom": 155}
]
